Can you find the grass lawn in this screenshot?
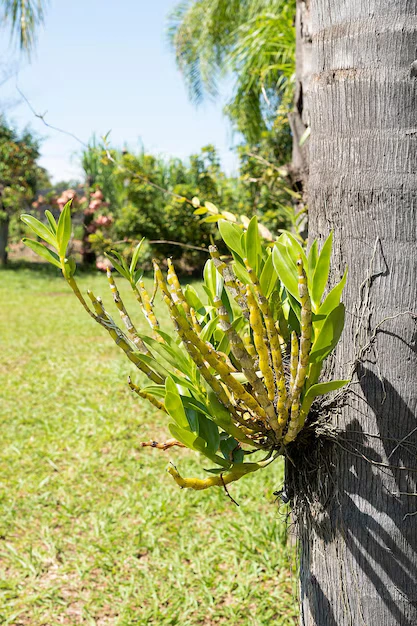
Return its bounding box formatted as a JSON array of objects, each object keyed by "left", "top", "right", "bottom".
[{"left": 0, "top": 264, "right": 298, "bottom": 625}]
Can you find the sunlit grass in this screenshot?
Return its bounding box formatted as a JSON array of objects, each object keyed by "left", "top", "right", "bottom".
[{"left": 0, "top": 265, "right": 298, "bottom": 625}]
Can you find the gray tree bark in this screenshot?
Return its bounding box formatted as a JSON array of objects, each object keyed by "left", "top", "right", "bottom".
[
  {"left": 299, "top": 1, "right": 417, "bottom": 624},
  {"left": 289, "top": 0, "right": 312, "bottom": 188}
]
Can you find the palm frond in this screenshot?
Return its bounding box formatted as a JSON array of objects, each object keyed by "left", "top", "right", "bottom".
[{"left": 1, "top": 0, "right": 46, "bottom": 54}]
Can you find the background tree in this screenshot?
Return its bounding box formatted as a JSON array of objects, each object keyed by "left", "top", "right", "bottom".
[
  {"left": 168, "top": 0, "right": 297, "bottom": 216},
  {"left": 301, "top": 1, "right": 417, "bottom": 624},
  {"left": 0, "top": 119, "right": 46, "bottom": 264}
]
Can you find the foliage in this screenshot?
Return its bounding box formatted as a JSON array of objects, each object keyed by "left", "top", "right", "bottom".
[
  {"left": 167, "top": 0, "right": 295, "bottom": 143},
  {"left": 0, "top": 267, "right": 297, "bottom": 625},
  {"left": 87, "top": 143, "right": 250, "bottom": 269},
  {"left": 22, "top": 205, "right": 348, "bottom": 492},
  {"left": 0, "top": 119, "right": 47, "bottom": 262},
  {"left": 167, "top": 0, "right": 297, "bottom": 239},
  {"left": 0, "top": 0, "right": 46, "bottom": 54},
  {"left": 0, "top": 119, "right": 45, "bottom": 221}
]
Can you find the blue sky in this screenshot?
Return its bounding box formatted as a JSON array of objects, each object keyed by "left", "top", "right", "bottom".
[{"left": 0, "top": 0, "right": 238, "bottom": 182}]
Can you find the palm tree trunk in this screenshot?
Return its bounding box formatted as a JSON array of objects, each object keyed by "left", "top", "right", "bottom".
[
  {"left": 289, "top": 0, "right": 312, "bottom": 186},
  {"left": 300, "top": 1, "right": 417, "bottom": 624}
]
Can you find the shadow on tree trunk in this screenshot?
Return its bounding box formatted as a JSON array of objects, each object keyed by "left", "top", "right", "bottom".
[{"left": 297, "top": 359, "right": 417, "bottom": 625}]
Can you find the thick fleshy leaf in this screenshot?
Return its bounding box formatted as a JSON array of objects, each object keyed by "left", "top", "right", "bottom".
[
  {"left": 309, "top": 303, "right": 345, "bottom": 364},
  {"left": 21, "top": 214, "right": 57, "bottom": 248},
  {"left": 232, "top": 256, "right": 252, "bottom": 286},
  {"left": 203, "top": 215, "right": 221, "bottom": 223},
  {"left": 140, "top": 384, "right": 165, "bottom": 398},
  {"left": 136, "top": 353, "right": 171, "bottom": 379},
  {"left": 168, "top": 423, "right": 200, "bottom": 451},
  {"left": 303, "top": 379, "right": 349, "bottom": 404},
  {"left": 260, "top": 252, "right": 278, "bottom": 298},
  {"left": 56, "top": 201, "right": 72, "bottom": 257},
  {"left": 184, "top": 285, "right": 204, "bottom": 312},
  {"left": 245, "top": 215, "right": 261, "bottom": 275},
  {"left": 106, "top": 252, "right": 130, "bottom": 281},
  {"left": 203, "top": 259, "right": 218, "bottom": 302},
  {"left": 184, "top": 406, "right": 200, "bottom": 433},
  {"left": 205, "top": 201, "right": 218, "bottom": 214},
  {"left": 197, "top": 413, "right": 220, "bottom": 454},
  {"left": 308, "top": 240, "right": 318, "bottom": 280},
  {"left": 142, "top": 335, "right": 191, "bottom": 378},
  {"left": 165, "top": 377, "right": 189, "bottom": 430},
  {"left": 220, "top": 437, "right": 245, "bottom": 463},
  {"left": 311, "top": 232, "right": 333, "bottom": 309},
  {"left": 218, "top": 220, "right": 245, "bottom": 257},
  {"left": 63, "top": 257, "right": 76, "bottom": 278},
  {"left": 45, "top": 210, "right": 57, "bottom": 234},
  {"left": 318, "top": 268, "right": 348, "bottom": 319},
  {"left": 301, "top": 379, "right": 349, "bottom": 416},
  {"left": 272, "top": 244, "right": 299, "bottom": 300},
  {"left": 22, "top": 239, "right": 61, "bottom": 268},
  {"left": 277, "top": 232, "right": 308, "bottom": 277},
  {"left": 200, "top": 315, "right": 220, "bottom": 343},
  {"left": 130, "top": 238, "right": 145, "bottom": 274}
]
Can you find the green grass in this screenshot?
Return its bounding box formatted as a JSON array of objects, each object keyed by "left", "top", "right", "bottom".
[{"left": 0, "top": 265, "right": 298, "bottom": 625}]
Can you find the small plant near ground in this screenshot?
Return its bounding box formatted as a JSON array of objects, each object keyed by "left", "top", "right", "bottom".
[{"left": 21, "top": 201, "right": 348, "bottom": 494}]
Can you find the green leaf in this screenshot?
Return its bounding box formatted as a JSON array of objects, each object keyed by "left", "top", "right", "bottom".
[
  {"left": 136, "top": 353, "right": 171, "bottom": 379},
  {"left": 140, "top": 384, "right": 165, "bottom": 398},
  {"left": 22, "top": 239, "right": 61, "bottom": 268},
  {"left": 63, "top": 257, "right": 76, "bottom": 279},
  {"left": 200, "top": 315, "right": 220, "bottom": 343},
  {"left": 311, "top": 232, "right": 333, "bottom": 309},
  {"left": 218, "top": 220, "right": 244, "bottom": 257},
  {"left": 318, "top": 268, "right": 348, "bottom": 319},
  {"left": 142, "top": 335, "right": 191, "bottom": 379},
  {"left": 245, "top": 215, "right": 261, "bottom": 275},
  {"left": 197, "top": 413, "right": 220, "bottom": 454},
  {"left": 309, "top": 303, "right": 345, "bottom": 364},
  {"left": 301, "top": 379, "right": 349, "bottom": 416},
  {"left": 308, "top": 240, "right": 318, "bottom": 280},
  {"left": 220, "top": 437, "right": 244, "bottom": 463},
  {"left": 260, "top": 252, "right": 278, "bottom": 298},
  {"left": 183, "top": 285, "right": 205, "bottom": 312},
  {"left": 105, "top": 253, "right": 130, "bottom": 281},
  {"left": 232, "top": 256, "right": 252, "bottom": 286},
  {"left": 287, "top": 292, "right": 301, "bottom": 323},
  {"left": 168, "top": 423, "right": 200, "bottom": 451},
  {"left": 303, "top": 380, "right": 349, "bottom": 404},
  {"left": 203, "top": 215, "right": 221, "bottom": 224},
  {"left": 165, "top": 377, "right": 189, "bottom": 430},
  {"left": 193, "top": 207, "right": 207, "bottom": 216},
  {"left": 20, "top": 214, "right": 57, "bottom": 248},
  {"left": 205, "top": 201, "right": 218, "bottom": 214},
  {"left": 45, "top": 210, "right": 57, "bottom": 234},
  {"left": 203, "top": 259, "right": 217, "bottom": 300},
  {"left": 184, "top": 406, "right": 199, "bottom": 433},
  {"left": 272, "top": 244, "right": 299, "bottom": 300},
  {"left": 130, "top": 238, "right": 145, "bottom": 274},
  {"left": 277, "top": 232, "right": 308, "bottom": 276},
  {"left": 56, "top": 201, "right": 72, "bottom": 257}
]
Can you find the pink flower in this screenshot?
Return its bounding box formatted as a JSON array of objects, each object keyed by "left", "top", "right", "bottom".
[
  {"left": 89, "top": 199, "right": 101, "bottom": 211},
  {"left": 95, "top": 214, "right": 114, "bottom": 228}
]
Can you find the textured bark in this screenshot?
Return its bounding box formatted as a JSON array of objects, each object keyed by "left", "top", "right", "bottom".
[
  {"left": 289, "top": 0, "right": 312, "bottom": 188},
  {"left": 300, "top": 2, "right": 417, "bottom": 625},
  {"left": 0, "top": 216, "right": 9, "bottom": 266}
]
